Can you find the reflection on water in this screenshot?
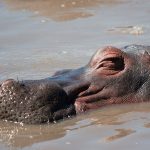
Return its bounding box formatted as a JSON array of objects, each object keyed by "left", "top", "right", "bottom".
[
  {"left": 0, "top": 121, "right": 68, "bottom": 148},
  {"left": 106, "top": 128, "right": 136, "bottom": 141},
  {"left": 3, "top": 0, "right": 120, "bottom": 21}
]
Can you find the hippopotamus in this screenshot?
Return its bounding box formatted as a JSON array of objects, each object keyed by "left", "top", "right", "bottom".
[{"left": 0, "top": 45, "right": 150, "bottom": 124}]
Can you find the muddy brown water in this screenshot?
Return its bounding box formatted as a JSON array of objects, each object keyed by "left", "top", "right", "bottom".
[{"left": 0, "top": 0, "right": 150, "bottom": 150}]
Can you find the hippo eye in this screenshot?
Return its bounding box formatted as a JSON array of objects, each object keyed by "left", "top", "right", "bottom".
[
  {"left": 100, "top": 57, "right": 124, "bottom": 70},
  {"left": 96, "top": 56, "right": 125, "bottom": 75}
]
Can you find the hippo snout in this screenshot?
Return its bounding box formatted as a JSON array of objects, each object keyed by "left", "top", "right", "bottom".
[{"left": 0, "top": 79, "right": 76, "bottom": 124}]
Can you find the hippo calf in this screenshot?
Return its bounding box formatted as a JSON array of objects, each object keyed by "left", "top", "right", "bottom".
[{"left": 0, "top": 45, "right": 150, "bottom": 124}]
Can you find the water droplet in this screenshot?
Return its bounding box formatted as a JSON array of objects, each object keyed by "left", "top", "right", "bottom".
[
  {"left": 72, "top": 1, "right": 76, "bottom": 5},
  {"left": 29, "top": 135, "right": 33, "bottom": 139},
  {"left": 41, "top": 19, "right": 46, "bottom": 23},
  {"left": 34, "top": 11, "right": 39, "bottom": 15},
  {"left": 66, "top": 142, "right": 71, "bottom": 145},
  {"left": 61, "top": 4, "right": 65, "bottom": 8},
  {"left": 62, "top": 51, "right": 67, "bottom": 54},
  {"left": 20, "top": 122, "right": 24, "bottom": 126},
  {"left": 53, "top": 120, "right": 57, "bottom": 124}
]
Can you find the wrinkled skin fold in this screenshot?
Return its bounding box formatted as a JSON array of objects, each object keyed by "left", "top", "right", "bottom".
[{"left": 0, "top": 45, "right": 150, "bottom": 124}]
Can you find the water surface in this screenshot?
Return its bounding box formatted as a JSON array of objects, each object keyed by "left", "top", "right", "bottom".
[
  {"left": 1, "top": 103, "right": 150, "bottom": 150},
  {"left": 0, "top": 0, "right": 150, "bottom": 149}
]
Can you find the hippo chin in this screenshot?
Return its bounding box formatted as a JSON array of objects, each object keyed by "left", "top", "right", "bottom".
[{"left": 0, "top": 45, "right": 150, "bottom": 124}]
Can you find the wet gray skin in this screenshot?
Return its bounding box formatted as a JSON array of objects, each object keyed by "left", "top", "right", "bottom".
[{"left": 0, "top": 45, "right": 150, "bottom": 124}]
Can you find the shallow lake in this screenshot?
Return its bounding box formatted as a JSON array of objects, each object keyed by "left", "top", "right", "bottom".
[{"left": 0, "top": 0, "right": 150, "bottom": 149}]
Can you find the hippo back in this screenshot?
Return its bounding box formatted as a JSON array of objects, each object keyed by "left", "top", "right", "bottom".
[{"left": 123, "top": 45, "right": 150, "bottom": 54}]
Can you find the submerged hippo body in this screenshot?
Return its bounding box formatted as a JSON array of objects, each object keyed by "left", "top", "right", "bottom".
[{"left": 0, "top": 45, "right": 150, "bottom": 124}]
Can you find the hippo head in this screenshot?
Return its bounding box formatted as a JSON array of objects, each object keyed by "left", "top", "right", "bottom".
[
  {"left": 0, "top": 45, "right": 150, "bottom": 124},
  {"left": 75, "top": 45, "right": 150, "bottom": 112}
]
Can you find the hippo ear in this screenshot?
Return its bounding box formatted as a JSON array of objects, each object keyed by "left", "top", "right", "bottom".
[
  {"left": 143, "top": 51, "right": 150, "bottom": 61},
  {"left": 144, "top": 51, "right": 149, "bottom": 55}
]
